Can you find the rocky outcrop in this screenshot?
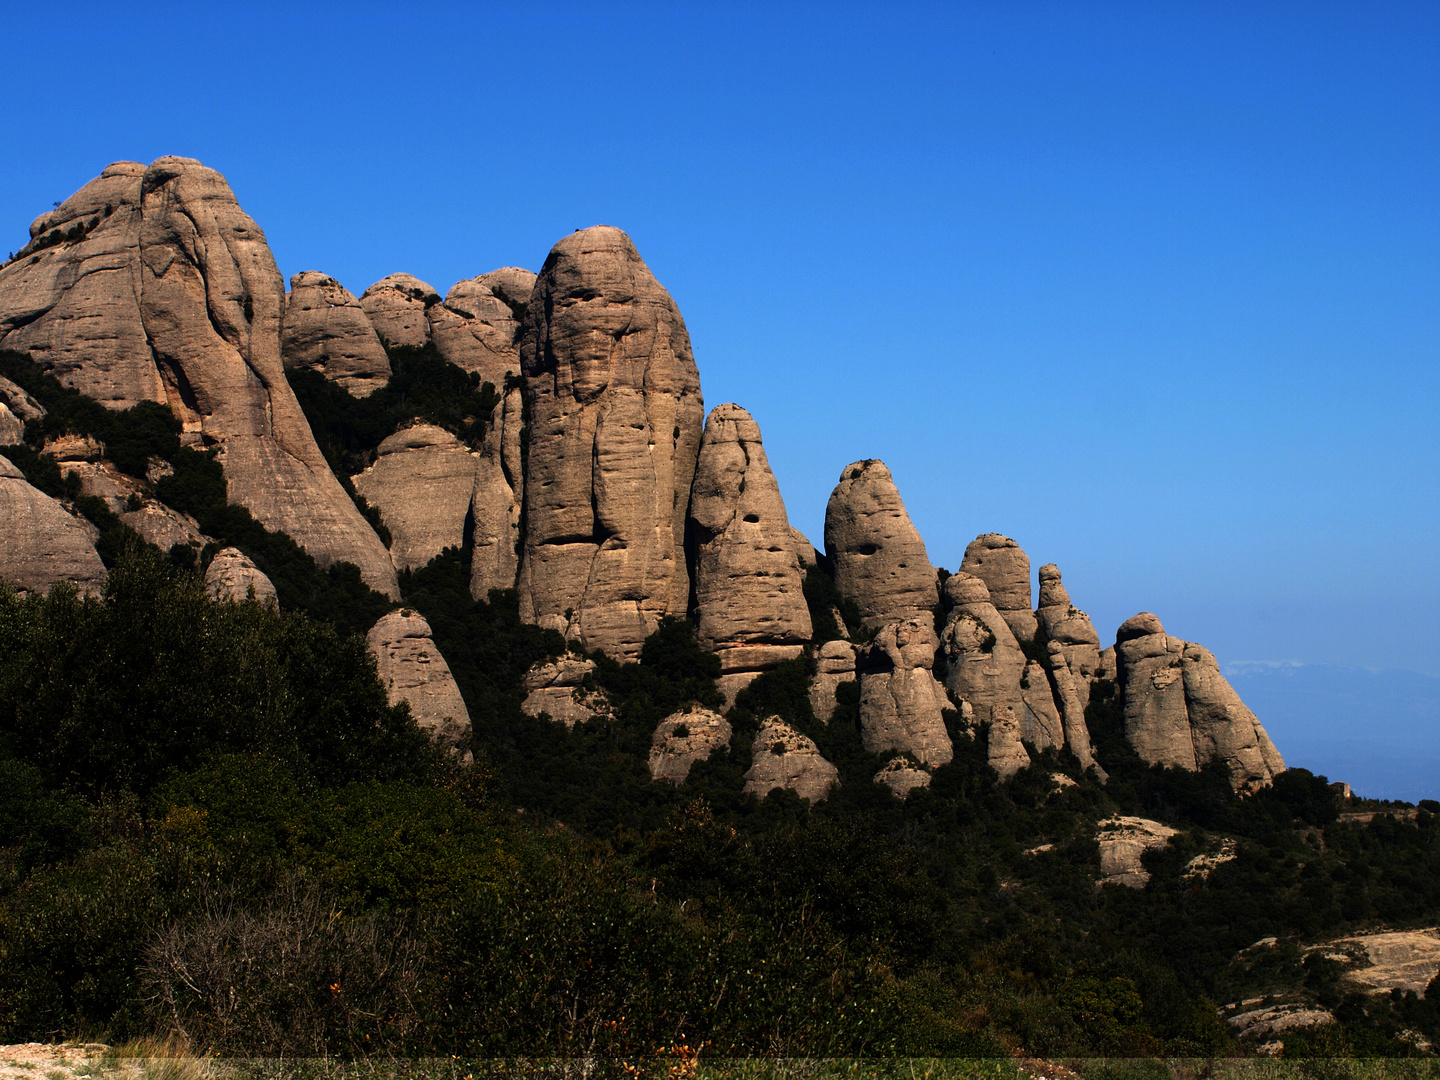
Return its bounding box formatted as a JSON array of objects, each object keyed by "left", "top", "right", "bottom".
[
  {"left": 429, "top": 268, "right": 536, "bottom": 388},
  {"left": 366, "top": 609, "right": 470, "bottom": 754},
  {"left": 874, "top": 757, "right": 932, "bottom": 798},
  {"left": 960, "top": 534, "right": 1037, "bottom": 644},
  {"left": 1047, "top": 640, "right": 1102, "bottom": 775},
  {"left": 0, "top": 162, "right": 164, "bottom": 409},
  {"left": 649, "top": 706, "right": 732, "bottom": 784},
  {"left": 857, "top": 618, "right": 953, "bottom": 769},
  {"left": 689, "top": 404, "right": 812, "bottom": 673},
  {"left": 743, "top": 717, "right": 838, "bottom": 803},
  {"left": 470, "top": 384, "right": 524, "bottom": 599},
  {"left": 808, "top": 639, "right": 857, "bottom": 722},
  {"left": 1022, "top": 660, "right": 1065, "bottom": 750},
  {"left": 791, "top": 527, "right": 819, "bottom": 569},
  {"left": 0, "top": 376, "right": 43, "bottom": 445},
  {"left": 351, "top": 424, "right": 477, "bottom": 573},
  {"left": 359, "top": 273, "right": 436, "bottom": 349},
  {"left": 1096, "top": 815, "right": 1178, "bottom": 889},
  {"left": 520, "top": 656, "right": 611, "bottom": 727},
  {"left": 281, "top": 272, "right": 391, "bottom": 396},
  {"left": 824, "top": 460, "right": 936, "bottom": 630},
  {"left": 1036, "top": 564, "right": 1102, "bottom": 711},
  {"left": 1116, "top": 613, "right": 1284, "bottom": 789},
  {"left": 0, "top": 454, "right": 107, "bottom": 595},
  {"left": 60, "top": 459, "right": 205, "bottom": 552},
  {"left": 516, "top": 226, "right": 704, "bottom": 660},
  {"left": 204, "top": 547, "right": 277, "bottom": 606},
  {"left": 939, "top": 572, "right": 1029, "bottom": 779}
]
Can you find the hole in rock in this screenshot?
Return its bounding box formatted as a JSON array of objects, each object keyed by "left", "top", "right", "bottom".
[{"left": 743, "top": 513, "right": 760, "bottom": 523}]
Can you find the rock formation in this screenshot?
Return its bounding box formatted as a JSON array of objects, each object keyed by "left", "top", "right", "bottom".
[
  {"left": 939, "top": 572, "right": 1030, "bottom": 779},
  {"left": 516, "top": 226, "right": 704, "bottom": 660},
  {"left": 359, "top": 273, "right": 436, "bottom": 349},
  {"left": 352, "top": 424, "right": 477, "bottom": 572},
  {"left": 1115, "top": 612, "right": 1284, "bottom": 789},
  {"left": 743, "top": 717, "right": 838, "bottom": 803},
  {"left": 204, "top": 547, "right": 278, "bottom": 606},
  {"left": 874, "top": 757, "right": 933, "bottom": 798},
  {"left": 824, "top": 460, "right": 937, "bottom": 629},
  {"left": 0, "top": 454, "right": 107, "bottom": 595},
  {"left": 1047, "top": 640, "right": 1102, "bottom": 775},
  {"left": 366, "top": 609, "right": 470, "bottom": 754},
  {"left": 1021, "top": 660, "right": 1066, "bottom": 750},
  {"left": 60, "top": 459, "right": 205, "bottom": 552},
  {"left": 470, "top": 384, "right": 524, "bottom": 599},
  {"left": 281, "top": 272, "right": 391, "bottom": 396},
  {"left": 689, "top": 404, "right": 811, "bottom": 674},
  {"left": 520, "top": 656, "right": 611, "bottom": 727},
  {"left": 857, "top": 618, "right": 953, "bottom": 769},
  {"left": 649, "top": 707, "right": 732, "bottom": 784},
  {"left": 961, "top": 534, "right": 1037, "bottom": 644},
  {"left": 1096, "top": 815, "right": 1179, "bottom": 889},
  {"left": 0, "top": 162, "right": 164, "bottom": 408},
  {"left": 1036, "top": 563, "right": 1102, "bottom": 710},
  {"left": 0, "top": 376, "right": 43, "bottom": 445},
  {"left": 808, "top": 639, "right": 857, "bottom": 722},
  {"left": 429, "top": 268, "right": 536, "bottom": 388},
  {"left": 791, "top": 527, "right": 819, "bottom": 569}
]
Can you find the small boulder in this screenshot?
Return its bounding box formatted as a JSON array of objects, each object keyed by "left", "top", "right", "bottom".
[
  {"left": 204, "top": 547, "right": 277, "bottom": 607},
  {"left": 743, "top": 717, "right": 839, "bottom": 803},
  {"left": 649, "top": 706, "right": 732, "bottom": 784}
]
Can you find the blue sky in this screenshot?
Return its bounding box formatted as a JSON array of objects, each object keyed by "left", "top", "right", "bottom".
[{"left": 3, "top": 2, "right": 1436, "bottom": 688}]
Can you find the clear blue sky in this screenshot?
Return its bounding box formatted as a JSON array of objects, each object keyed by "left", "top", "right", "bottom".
[{"left": 4, "top": 2, "right": 1437, "bottom": 681}]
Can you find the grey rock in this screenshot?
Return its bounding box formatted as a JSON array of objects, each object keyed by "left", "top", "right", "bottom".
[
  {"left": 824, "top": 459, "right": 937, "bottom": 630},
  {"left": 1047, "top": 641, "right": 1102, "bottom": 775},
  {"left": 873, "top": 757, "right": 932, "bottom": 798},
  {"left": 1036, "top": 563, "right": 1102, "bottom": 710},
  {"left": 352, "top": 423, "right": 477, "bottom": 572},
  {"left": 857, "top": 618, "right": 953, "bottom": 768},
  {"left": 808, "top": 639, "right": 857, "bottom": 722},
  {"left": 1096, "top": 815, "right": 1178, "bottom": 889},
  {"left": 650, "top": 707, "right": 732, "bottom": 784},
  {"left": 517, "top": 226, "right": 704, "bottom": 660},
  {"left": 204, "top": 547, "right": 277, "bottom": 606},
  {"left": 366, "top": 609, "right": 470, "bottom": 754},
  {"left": 520, "top": 656, "right": 611, "bottom": 727},
  {"left": 744, "top": 717, "right": 839, "bottom": 803},
  {"left": 1116, "top": 612, "right": 1195, "bottom": 770},
  {"left": 0, "top": 453, "right": 106, "bottom": 595},
  {"left": 0, "top": 376, "right": 43, "bottom": 444},
  {"left": 940, "top": 572, "right": 1029, "bottom": 779},
  {"left": 470, "top": 383, "right": 524, "bottom": 599},
  {"left": 359, "top": 273, "right": 436, "bottom": 349},
  {"left": 430, "top": 267, "right": 536, "bottom": 389},
  {"left": 689, "top": 403, "right": 812, "bottom": 670},
  {"left": 1180, "top": 642, "right": 1285, "bottom": 790},
  {"left": 1022, "top": 660, "right": 1066, "bottom": 750},
  {"left": 281, "top": 271, "right": 391, "bottom": 397},
  {"left": 961, "top": 534, "right": 1037, "bottom": 643}
]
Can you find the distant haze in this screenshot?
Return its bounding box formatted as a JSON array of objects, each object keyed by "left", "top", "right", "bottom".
[{"left": 0, "top": 3, "right": 1434, "bottom": 759}]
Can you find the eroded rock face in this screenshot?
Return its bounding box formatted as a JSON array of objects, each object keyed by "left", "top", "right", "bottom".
[
  {"left": 470, "top": 384, "right": 524, "bottom": 599},
  {"left": 520, "top": 656, "right": 611, "bottom": 727},
  {"left": 281, "top": 271, "right": 391, "bottom": 397},
  {"left": 874, "top": 757, "right": 932, "bottom": 798},
  {"left": 1047, "top": 640, "right": 1102, "bottom": 775},
  {"left": 429, "top": 267, "right": 536, "bottom": 388},
  {"left": 517, "top": 226, "right": 704, "bottom": 660},
  {"left": 808, "top": 639, "right": 857, "bottom": 722},
  {"left": 0, "top": 162, "right": 164, "bottom": 408},
  {"left": 1036, "top": 563, "right": 1102, "bottom": 710},
  {"left": 359, "top": 273, "right": 436, "bottom": 349},
  {"left": 650, "top": 706, "right": 732, "bottom": 784},
  {"left": 1116, "top": 612, "right": 1284, "bottom": 789},
  {"left": 744, "top": 717, "right": 838, "bottom": 803},
  {"left": 824, "top": 460, "right": 936, "bottom": 630},
  {"left": 961, "top": 534, "right": 1037, "bottom": 644},
  {"left": 1022, "top": 660, "right": 1065, "bottom": 750},
  {"left": 689, "top": 404, "right": 812, "bottom": 672},
  {"left": 0, "top": 454, "right": 106, "bottom": 595},
  {"left": 204, "top": 547, "right": 277, "bottom": 606},
  {"left": 0, "top": 376, "right": 44, "bottom": 445},
  {"left": 858, "top": 618, "right": 953, "bottom": 769},
  {"left": 940, "top": 572, "right": 1029, "bottom": 779},
  {"left": 352, "top": 424, "right": 477, "bottom": 573},
  {"left": 1096, "top": 815, "right": 1178, "bottom": 889},
  {"left": 366, "top": 609, "right": 470, "bottom": 754}
]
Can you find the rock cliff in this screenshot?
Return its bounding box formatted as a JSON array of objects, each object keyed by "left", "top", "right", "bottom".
[
  {"left": 359, "top": 273, "right": 436, "bottom": 349},
  {"left": 430, "top": 268, "right": 536, "bottom": 388},
  {"left": 516, "top": 226, "right": 704, "bottom": 660},
  {"left": 961, "top": 534, "right": 1037, "bottom": 644},
  {"left": 281, "top": 271, "right": 391, "bottom": 396},
  {"left": 0, "top": 453, "right": 107, "bottom": 595},
  {"left": 352, "top": 424, "right": 477, "bottom": 572}
]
